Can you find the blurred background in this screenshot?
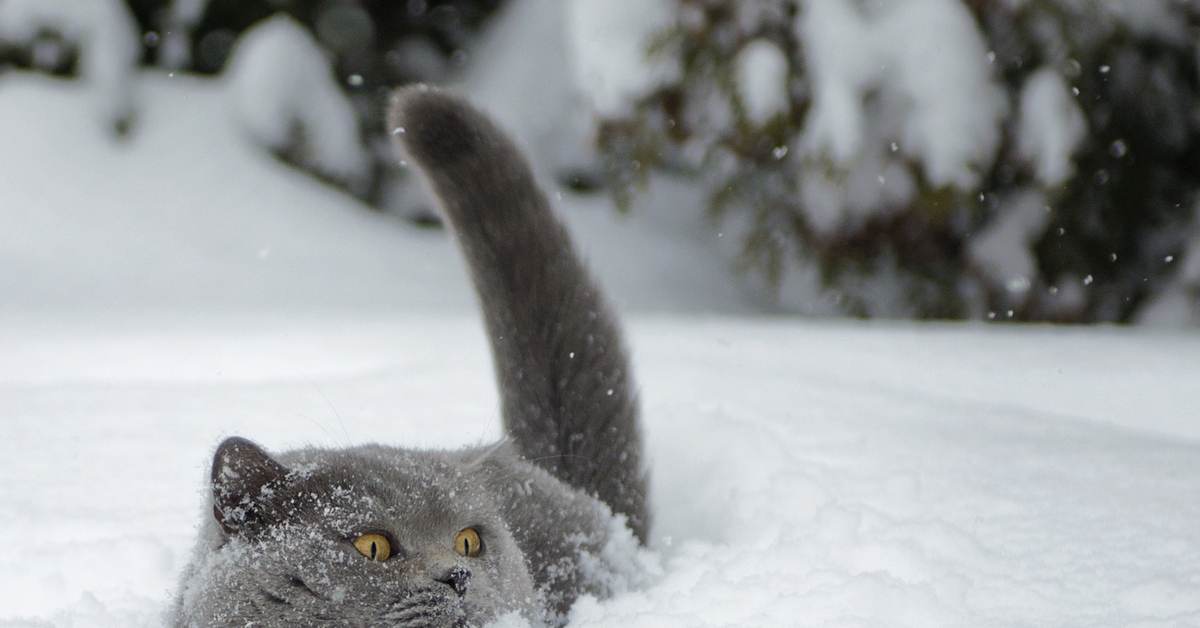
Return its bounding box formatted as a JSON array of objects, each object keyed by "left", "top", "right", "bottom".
[{"left": 3, "top": 0, "right": 1200, "bottom": 324}]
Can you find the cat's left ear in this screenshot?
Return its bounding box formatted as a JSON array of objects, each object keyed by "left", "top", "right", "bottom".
[{"left": 210, "top": 437, "right": 290, "bottom": 535}]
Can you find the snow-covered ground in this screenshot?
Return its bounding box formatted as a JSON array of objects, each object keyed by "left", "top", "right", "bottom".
[
  {"left": 3, "top": 65, "right": 1200, "bottom": 628},
  {"left": 0, "top": 70, "right": 756, "bottom": 317},
  {"left": 5, "top": 313, "right": 1200, "bottom": 627}
]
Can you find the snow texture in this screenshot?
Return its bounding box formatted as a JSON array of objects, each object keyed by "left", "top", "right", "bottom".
[
  {"left": 0, "top": 0, "right": 139, "bottom": 133},
  {"left": 1017, "top": 67, "right": 1087, "bottom": 187},
  {"left": 0, "top": 70, "right": 752, "bottom": 316},
  {"left": 735, "top": 39, "right": 790, "bottom": 126},
  {"left": 796, "top": 0, "right": 1007, "bottom": 190},
  {"left": 224, "top": 14, "right": 370, "bottom": 190},
  {"left": 3, "top": 314, "right": 1200, "bottom": 628}
]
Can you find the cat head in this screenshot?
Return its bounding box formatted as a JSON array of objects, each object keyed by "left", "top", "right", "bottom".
[{"left": 178, "top": 437, "right": 537, "bottom": 628}]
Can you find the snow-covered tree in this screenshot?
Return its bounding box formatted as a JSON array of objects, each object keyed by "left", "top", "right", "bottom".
[
  {"left": 121, "top": 0, "right": 509, "bottom": 212},
  {"left": 0, "top": 0, "right": 141, "bottom": 136},
  {"left": 598, "top": 0, "right": 1200, "bottom": 323}
]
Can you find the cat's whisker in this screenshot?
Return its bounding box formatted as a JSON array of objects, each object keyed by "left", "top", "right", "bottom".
[
  {"left": 299, "top": 373, "right": 352, "bottom": 447},
  {"left": 462, "top": 439, "right": 512, "bottom": 470},
  {"left": 293, "top": 412, "right": 344, "bottom": 450}
]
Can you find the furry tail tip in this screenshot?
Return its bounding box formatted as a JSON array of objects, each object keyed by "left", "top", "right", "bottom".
[{"left": 387, "top": 85, "right": 488, "bottom": 169}]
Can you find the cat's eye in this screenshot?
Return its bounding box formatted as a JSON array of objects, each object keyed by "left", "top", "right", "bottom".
[
  {"left": 454, "top": 528, "right": 482, "bottom": 557},
  {"left": 354, "top": 534, "right": 391, "bottom": 561}
]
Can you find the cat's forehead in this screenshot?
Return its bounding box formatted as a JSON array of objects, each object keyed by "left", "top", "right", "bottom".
[{"left": 278, "top": 446, "right": 495, "bottom": 530}]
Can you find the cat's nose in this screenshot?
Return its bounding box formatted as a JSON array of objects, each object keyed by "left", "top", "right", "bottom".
[{"left": 435, "top": 564, "right": 471, "bottom": 597}]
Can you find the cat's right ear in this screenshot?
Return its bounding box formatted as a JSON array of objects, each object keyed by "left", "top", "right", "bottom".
[{"left": 210, "top": 437, "right": 289, "bottom": 535}]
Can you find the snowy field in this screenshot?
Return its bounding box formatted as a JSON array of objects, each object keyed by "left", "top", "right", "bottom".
[{"left": 3, "top": 69, "right": 1200, "bottom": 628}]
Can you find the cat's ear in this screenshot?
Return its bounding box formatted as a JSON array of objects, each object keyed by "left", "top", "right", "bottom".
[{"left": 210, "top": 437, "right": 289, "bottom": 535}]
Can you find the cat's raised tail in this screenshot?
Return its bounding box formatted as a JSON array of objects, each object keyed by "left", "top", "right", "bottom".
[{"left": 388, "top": 86, "right": 649, "bottom": 543}]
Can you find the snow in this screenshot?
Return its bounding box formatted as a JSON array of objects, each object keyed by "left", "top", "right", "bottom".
[
  {"left": 224, "top": 14, "right": 370, "bottom": 191},
  {"left": 1139, "top": 286, "right": 1199, "bottom": 327},
  {"left": 1017, "top": 67, "right": 1087, "bottom": 188},
  {"left": 459, "top": 0, "right": 675, "bottom": 171},
  {"left": 968, "top": 190, "right": 1050, "bottom": 303},
  {"left": 4, "top": 314, "right": 1200, "bottom": 627},
  {"left": 2, "top": 16, "right": 1200, "bottom": 628},
  {"left": 459, "top": 0, "right": 590, "bottom": 171},
  {"left": 158, "top": 0, "right": 212, "bottom": 69},
  {"left": 164, "top": 0, "right": 208, "bottom": 31},
  {"left": 796, "top": 0, "right": 1006, "bottom": 190},
  {"left": 0, "top": 72, "right": 469, "bottom": 315},
  {"left": 567, "top": 0, "right": 675, "bottom": 118},
  {"left": 789, "top": 0, "right": 1008, "bottom": 241},
  {"left": 735, "top": 39, "right": 790, "bottom": 126},
  {"left": 1139, "top": 234, "right": 1200, "bottom": 326},
  {"left": 0, "top": 0, "right": 139, "bottom": 134}
]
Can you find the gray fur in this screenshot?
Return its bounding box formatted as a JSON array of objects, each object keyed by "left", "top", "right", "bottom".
[
  {"left": 388, "top": 88, "right": 648, "bottom": 541},
  {"left": 170, "top": 86, "right": 648, "bottom": 628}
]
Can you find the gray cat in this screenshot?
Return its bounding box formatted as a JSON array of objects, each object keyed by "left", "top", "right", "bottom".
[{"left": 169, "top": 86, "right": 649, "bottom": 628}]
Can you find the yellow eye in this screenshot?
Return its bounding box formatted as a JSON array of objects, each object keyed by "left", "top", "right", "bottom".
[
  {"left": 454, "top": 528, "right": 481, "bottom": 557},
  {"left": 353, "top": 534, "right": 391, "bottom": 561}
]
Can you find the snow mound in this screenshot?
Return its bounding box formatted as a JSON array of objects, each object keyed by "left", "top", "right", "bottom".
[
  {"left": 224, "top": 14, "right": 370, "bottom": 191},
  {"left": 0, "top": 71, "right": 472, "bottom": 315},
  {"left": 0, "top": 69, "right": 750, "bottom": 316},
  {"left": 0, "top": 0, "right": 139, "bottom": 135}
]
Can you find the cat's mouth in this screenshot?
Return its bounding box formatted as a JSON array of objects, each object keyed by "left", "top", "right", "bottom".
[{"left": 382, "top": 587, "right": 470, "bottom": 628}]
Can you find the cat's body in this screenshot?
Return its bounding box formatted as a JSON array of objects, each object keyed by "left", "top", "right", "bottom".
[{"left": 170, "top": 87, "right": 648, "bottom": 628}]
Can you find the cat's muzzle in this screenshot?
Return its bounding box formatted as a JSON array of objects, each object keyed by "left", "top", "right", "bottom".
[{"left": 434, "top": 565, "right": 470, "bottom": 598}]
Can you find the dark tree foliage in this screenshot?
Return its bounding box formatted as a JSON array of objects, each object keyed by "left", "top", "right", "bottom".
[
  {"left": 123, "top": 0, "right": 502, "bottom": 75},
  {"left": 0, "top": 20, "right": 81, "bottom": 76},
  {"left": 969, "top": 0, "right": 1200, "bottom": 322},
  {"left": 599, "top": 0, "right": 1200, "bottom": 322}
]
